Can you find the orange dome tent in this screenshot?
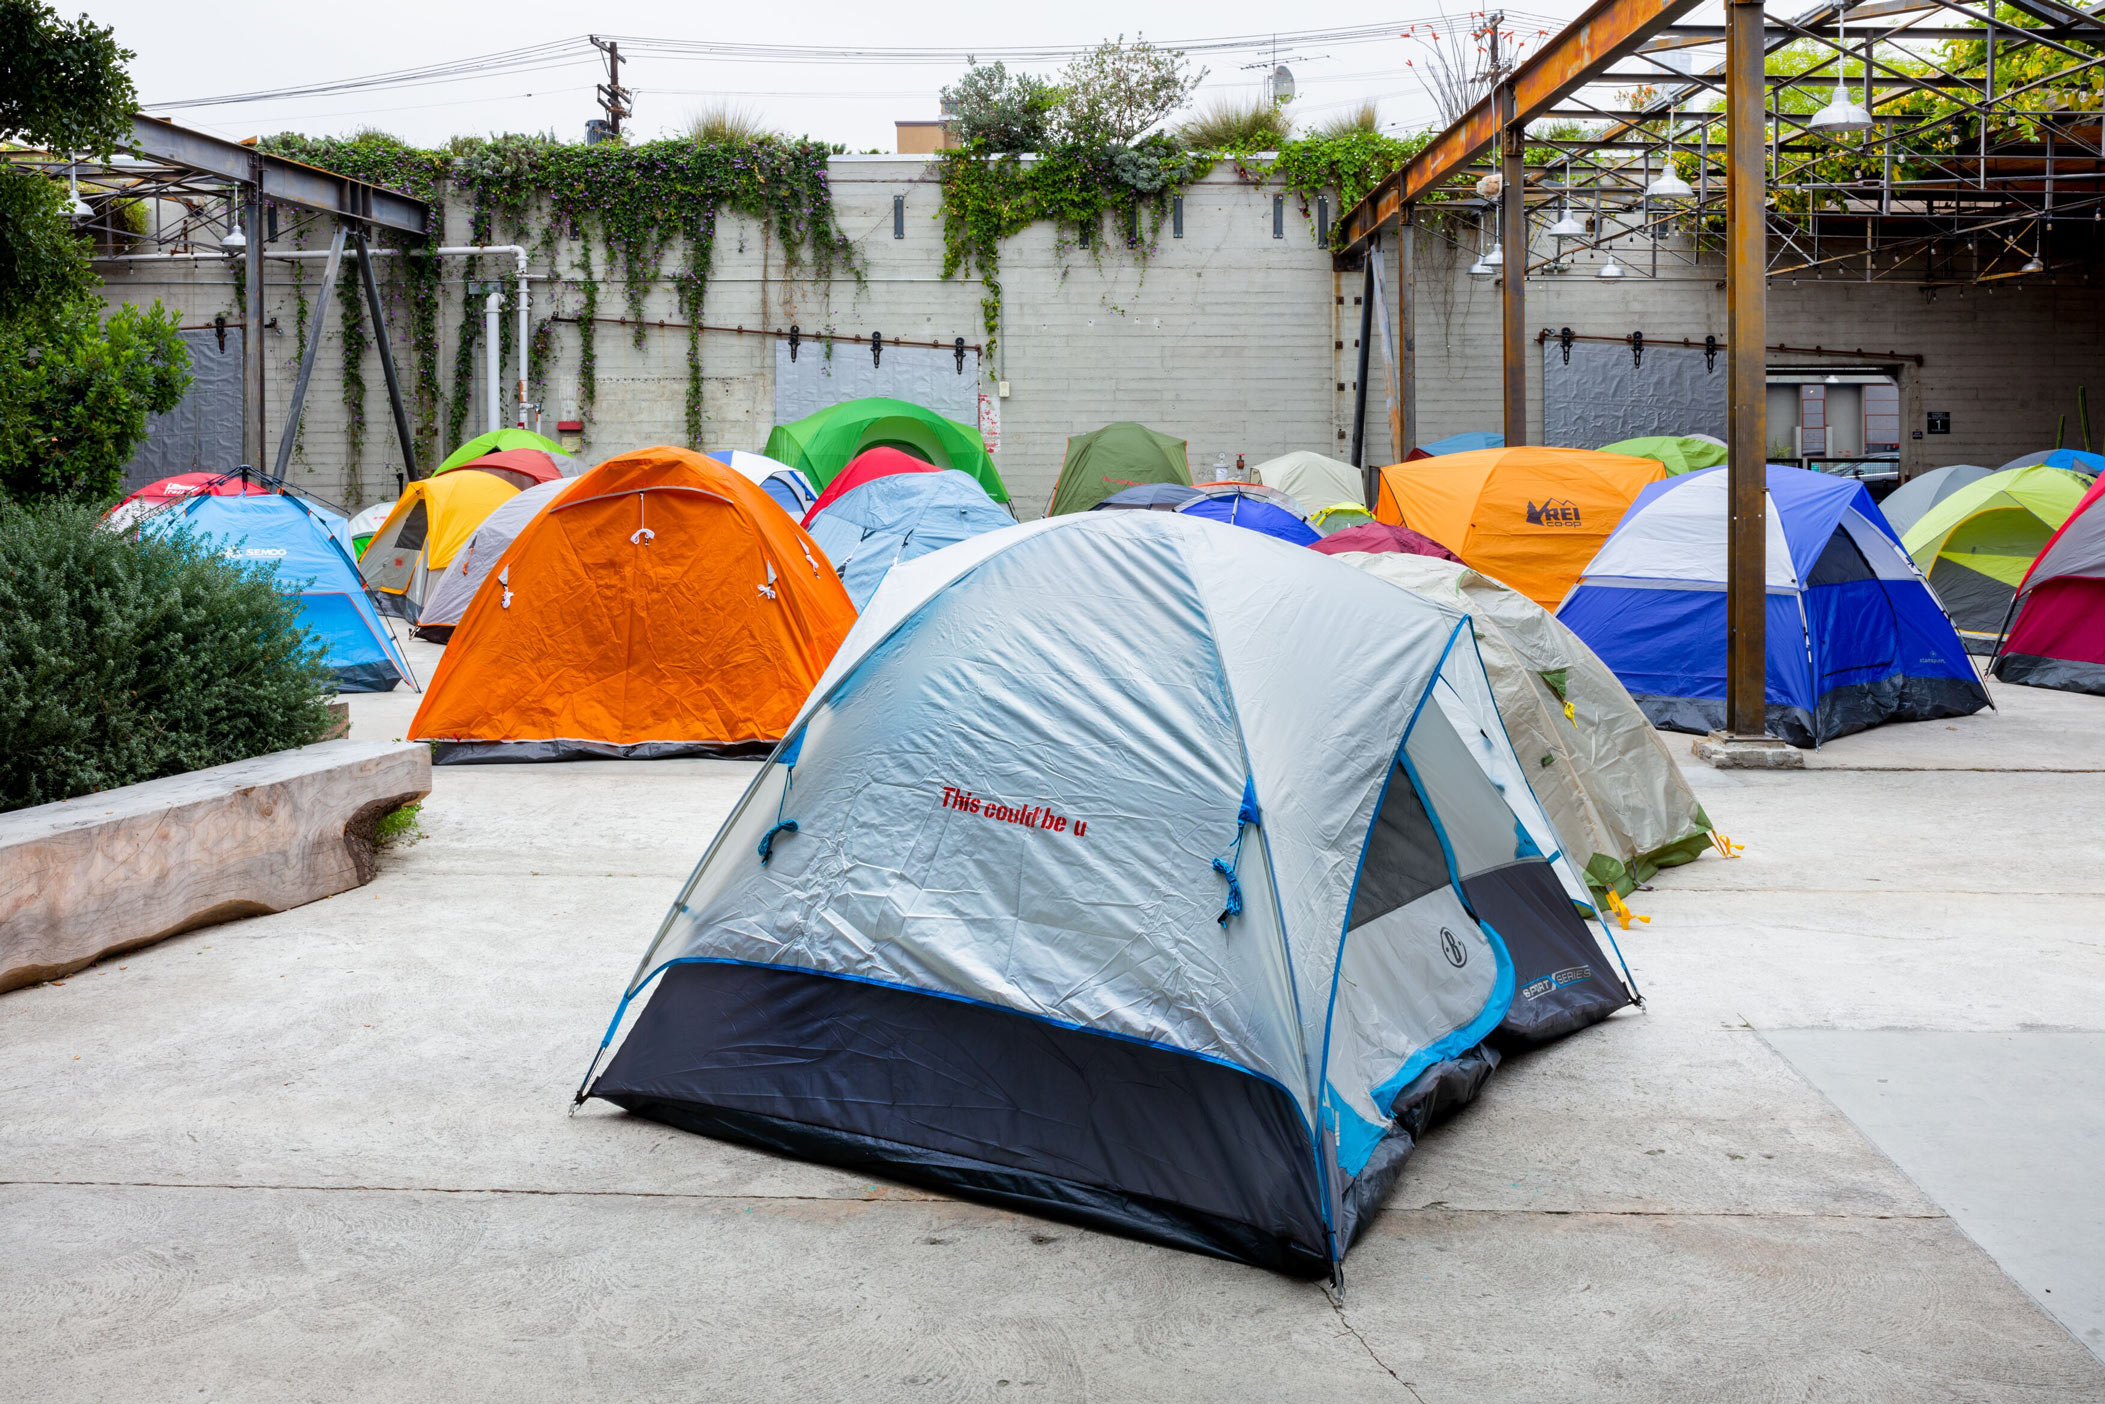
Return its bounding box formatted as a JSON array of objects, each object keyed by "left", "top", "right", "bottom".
[
  {"left": 409, "top": 447, "right": 857, "bottom": 762},
  {"left": 1373, "top": 447, "right": 1667, "bottom": 608}
]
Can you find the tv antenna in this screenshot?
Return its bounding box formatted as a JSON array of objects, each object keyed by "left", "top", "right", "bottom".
[{"left": 1240, "top": 35, "right": 1329, "bottom": 104}]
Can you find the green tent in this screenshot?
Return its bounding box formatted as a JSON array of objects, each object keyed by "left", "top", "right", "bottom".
[
  {"left": 1598, "top": 435, "right": 1730, "bottom": 476},
  {"left": 763, "top": 398, "right": 1005, "bottom": 501},
  {"left": 1901, "top": 463, "right": 2091, "bottom": 652},
  {"left": 1047, "top": 422, "right": 1189, "bottom": 516},
  {"left": 436, "top": 428, "right": 570, "bottom": 474}
]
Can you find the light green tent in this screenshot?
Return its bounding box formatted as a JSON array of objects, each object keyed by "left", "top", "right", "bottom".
[
  {"left": 436, "top": 428, "right": 569, "bottom": 474},
  {"left": 1337, "top": 550, "right": 1715, "bottom": 898},
  {"left": 1254, "top": 451, "right": 1364, "bottom": 514},
  {"left": 1901, "top": 463, "right": 2091, "bottom": 653},
  {"left": 763, "top": 398, "right": 1006, "bottom": 501},
  {"left": 1598, "top": 435, "right": 1730, "bottom": 476},
  {"left": 1309, "top": 501, "right": 1375, "bottom": 535},
  {"left": 1047, "top": 422, "right": 1189, "bottom": 516}
]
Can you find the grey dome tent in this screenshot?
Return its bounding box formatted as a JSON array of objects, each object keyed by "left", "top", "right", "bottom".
[{"left": 579, "top": 512, "right": 1636, "bottom": 1278}]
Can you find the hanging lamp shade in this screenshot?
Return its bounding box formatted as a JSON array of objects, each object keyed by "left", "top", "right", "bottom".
[
  {"left": 1646, "top": 168, "right": 1694, "bottom": 200},
  {"left": 1548, "top": 209, "right": 1588, "bottom": 239},
  {"left": 1468, "top": 244, "right": 1503, "bottom": 278},
  {"left": 1597, "top": 255, "right": 1626, "bottom": 280},
  {"left": 1810, "top": 83, "right": 1874, "bottom": 133}
]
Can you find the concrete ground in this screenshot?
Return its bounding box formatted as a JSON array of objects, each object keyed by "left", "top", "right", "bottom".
[{"left": 4, "top": 642, "right": 2102, "bottom": 1403}]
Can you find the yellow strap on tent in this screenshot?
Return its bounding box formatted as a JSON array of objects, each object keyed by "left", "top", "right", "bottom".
[
  {"left": 1563, "top": 699, "right": 1576, "bottom": 726},
  {"left": 1711, "top": 831, "right": 1744, "bottom": 858},
  {"left": 1601, "top": 889, "right": 1651, "bottom": 930}
]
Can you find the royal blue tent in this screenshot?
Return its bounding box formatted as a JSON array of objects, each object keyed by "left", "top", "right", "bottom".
[
  {"left": 1175, "top": 490, "right": 1320, "bottom": 546},
  {"left": 1557, "top": 465, "right": 1986, "bottom": 746},
  {"left": 1415, "top": 431, "right": 1505, "bottom": 458},
  {"left": 147, "top": 493, "right": 411, "bottom": 693},
  {"left": 1093, "top": 482, "right": 1202, "bottom": 511},
  {"left": 804, "top": 469, "right": 1012, "bottom": 609},
  {"left": 1998, "top": 447, "right": 2105, "bottom": 477}
]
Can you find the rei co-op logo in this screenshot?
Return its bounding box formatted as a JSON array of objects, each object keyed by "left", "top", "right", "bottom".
[
  {"left": 1439, "top": 926, "right": 1469, "bottom": 968},
  {"left": 1526, "top": 497, "right": 1582, "bottom": 527}
]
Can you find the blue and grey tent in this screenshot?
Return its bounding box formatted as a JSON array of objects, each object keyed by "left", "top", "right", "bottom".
[
  {"left": 1093, "top": 482, "right": 1203, "bottom": 511},
  {"left": 1413, "top": 431, "right": 1505, "bottom": 458},
  {"left": 578, "top": 512, "right": 1635, "bottom": 1277},
  {"left": 804, "top": 469, "right": 1012, "bottom": 609},
  {"left": 713, "top": 450, "right": 818, "bottom": 517},
  {"left": 1175, "top": 490, "right": 1321, "bottom": 546},
  {"left": 147, "top": 492, "right": 411, "bottom": 693},
  {"left": 1557, "top": 465, "right": 1987, "bottom": 746}
]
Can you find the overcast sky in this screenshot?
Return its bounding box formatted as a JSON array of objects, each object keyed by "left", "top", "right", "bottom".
[{"left": 90, "top": 0, "right": 1600, "bottom": 152}]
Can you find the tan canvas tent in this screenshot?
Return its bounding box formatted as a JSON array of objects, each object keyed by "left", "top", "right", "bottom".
[
  {"left": 1254, "top": 451, "right": 1365, "bottom": 517},
  {"left": 1336, "top": 551, "right": 1714, "bottom": 897}
]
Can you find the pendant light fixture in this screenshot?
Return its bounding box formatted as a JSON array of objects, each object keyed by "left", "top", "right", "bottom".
[
  {"left": 1646, "top": 108, "right": 1694, "bottom": 200},
  {"left": 1549, "top": 158, "right": 1588, "bottom": 238},
  {"left": 1810, "top": 10, "right": 1874, "bottom": 134}
]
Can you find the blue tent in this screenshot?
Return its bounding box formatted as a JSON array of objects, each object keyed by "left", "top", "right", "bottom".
[
  {"left": 1416, "top": 431, "right": 1505, "bottom": 457},
  {"left": 1999, "top": 447, "right": 2105, "bottom": 477},
  {"left": 1557, "top": 465, "right": 1986, "bottom": 746},
  {"left": 148, "top": 493, "right": 411, "bottom": 693},
  {"left": 1093, "top": 482, "right": 1202, "bottom": 511},
  {"left": 1175, "top": 490, "right": 1320, "bottom": 546},
  {"left": 805, "top": 469, "right": 1012, "bottom": 609}
]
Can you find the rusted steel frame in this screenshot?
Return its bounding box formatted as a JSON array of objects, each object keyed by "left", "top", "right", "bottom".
[
  {"left": 1499, "top": 85, "right": 1529, "bottom": 447},
  {"left": 1394, "top": 219, "right": 1415, "bottom": 471},
  {"left": 1726, "top": 0, "right": 1769, "bottom": 739},
  {"left": 1338, "top": 0, "right": 1703, "bottom": 250}
]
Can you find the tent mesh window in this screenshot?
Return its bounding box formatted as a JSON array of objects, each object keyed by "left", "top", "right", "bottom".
[
  {"left": 393, "top": 500, "right": 429, "bottom": 553},
  {"left": 1347, "top": 765, "right": 1449, "bottom": 930}
]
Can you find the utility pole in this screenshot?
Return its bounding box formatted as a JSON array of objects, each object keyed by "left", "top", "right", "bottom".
[{"left": 590, "top": 36, "right": 632, "bottom": 141}]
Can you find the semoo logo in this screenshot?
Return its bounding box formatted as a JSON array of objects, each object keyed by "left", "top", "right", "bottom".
[{"left": 1526, "top": 497, "right": 1581, "bottom": 526}]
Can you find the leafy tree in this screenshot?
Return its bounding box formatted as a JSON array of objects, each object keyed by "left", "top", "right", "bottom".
[
  {"left": 1053, "top": 36, "right": 1204, "bottom": 147},
  {"left": 0, "top": 500, "right": 335, "bottom": 811},
  {"left": 0, "top": 160, "right": 92, "bottom": 322},
  {"left": 0, "top": 296, "right": 189, "bottom": 502},
  {"left": 0, "top": 0, "right": 138, "bottom": 156},
  {"left": 942, "top": 62, "right": 1059, "bottom": 152}
]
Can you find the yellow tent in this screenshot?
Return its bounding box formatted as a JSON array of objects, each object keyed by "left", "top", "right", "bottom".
[
  {"left": 1373, "top": 447, "right": 1667, "bottom": 607},
  {"left": 359, "top": 470, "right": 519, "bottom": 620}
]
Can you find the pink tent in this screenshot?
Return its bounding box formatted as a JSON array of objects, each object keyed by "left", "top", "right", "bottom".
[{"left": 1995, "top": 476, "right": 2105, "bottom": 695}]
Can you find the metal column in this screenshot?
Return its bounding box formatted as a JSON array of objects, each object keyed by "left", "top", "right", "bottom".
[
  {"left": 1394, "top": 218, "right": 1415, "bottom": 472},
  {"left": 242, "top": 183, "right": 266, "bottom": 472},
  {"left": 1499, "top": 84, "right": 1528, "bottom": 446},
  {"left": 271, "top": 224, "right": 347, "bottom": 479},
  {"left": 1349, "top": 243, "right": 1376, "bottom": 472},
  {"left": 354, "top": 231, "right": 421, "bottom": 484},
  {"left": 1725, "top": 0, "right": 1769, "bottom": 738}
]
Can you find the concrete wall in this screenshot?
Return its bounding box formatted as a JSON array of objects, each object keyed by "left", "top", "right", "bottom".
[
  {"left": 93, "top": 157, "right": 2104, "bottom": 515},
  {"left": 95, "top": 159, "right": 1361, "bottom": 515},
  {"left": 1400, "top": 221, "right": 2105, "bottom": 475}
]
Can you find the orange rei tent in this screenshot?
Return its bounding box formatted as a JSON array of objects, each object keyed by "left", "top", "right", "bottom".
[
  {"left": 409, "top": 446, "right": 857, "bottom": 762},
  {"left": 1373, "top": 447, "right": 1667, "bottom": 607}
]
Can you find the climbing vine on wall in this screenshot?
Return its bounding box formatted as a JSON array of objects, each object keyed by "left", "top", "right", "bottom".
[{"left": 257, "top": 131, "right": 857, "bottom": 462}]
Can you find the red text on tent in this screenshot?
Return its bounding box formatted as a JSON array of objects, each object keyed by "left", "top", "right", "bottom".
[{"left": 940, "top": 785, "right": 1087, "bottom": 838}]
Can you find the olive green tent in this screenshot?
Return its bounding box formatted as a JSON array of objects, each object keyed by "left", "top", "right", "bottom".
[
  {"left": 436, "top": 428, "right": 570, "bottom": 474},
  {"left": 1047, "top": 422, "right": 1189, "bottom": 516},
  {"left": 1598, "top": 435, "right": 1730, "bottom": 476},
  {"left": 763, "top": 398, "right": 1006, "bottom": 501},
  {"left": 1902, "top": 463, "right": 2091, "bottom": 652}
]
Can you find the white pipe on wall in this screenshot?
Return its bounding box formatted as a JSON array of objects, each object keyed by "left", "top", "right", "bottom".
[{"left": 483, "top": 289, "right": 500, "bottom": 434}]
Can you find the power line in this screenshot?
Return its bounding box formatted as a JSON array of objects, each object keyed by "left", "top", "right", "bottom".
[{"left": 146, "top": 17, "right": 1569, "bottom": 111}]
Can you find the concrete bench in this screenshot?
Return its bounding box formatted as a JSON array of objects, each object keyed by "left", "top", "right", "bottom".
[{"left": 1, "top": 739, "right": 431, "bottom": 993}]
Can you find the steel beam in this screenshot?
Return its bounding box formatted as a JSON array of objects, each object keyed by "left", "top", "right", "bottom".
[
  {"left": 127, "top": 115, "right": 429, "bottom": 235},
  {"left": 355, "top": 232, "right": 422, "bottom": 484},
  {"left": 272, "top": 224, "right": 347, "bottom": 480},
  {"left": 243, "top": 184, "right": 266, "bottom": 473},
  {"left": 1726, "top": 0, "right": 1769, "bottom": 739},
  {"left": 1338, "top": 0, "right": 1703, "bottom": 250},
  {"left": 1499, "top": 87, "right": 1529, "bottom": 446},
  {"left": 1393, "top": 223, "right": 1413, "bottom": 471}
]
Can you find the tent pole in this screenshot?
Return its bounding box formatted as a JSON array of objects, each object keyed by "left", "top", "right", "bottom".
[
  {"left": 1350, "top": 241, "right": 1376, "bottom": 472},
  {"left": 1725, "top": 0, "right": 1769, "bottom": 739}
]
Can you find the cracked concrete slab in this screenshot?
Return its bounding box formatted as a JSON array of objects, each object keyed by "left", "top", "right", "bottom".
[{"left": 1, "top": 656, "right": 2100, "bottom": 1400}]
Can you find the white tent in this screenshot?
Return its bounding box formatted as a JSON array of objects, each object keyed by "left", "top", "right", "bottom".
[
  {"left": 414, "top": 477, "right": 571, "bottom": 640},
  {"left": 1336, "top": 551, "right": 1713, "bottom": 896},
  {"left": 1253, "top": 451, "right": 1366, "bottom": 517},
  {"left": 347, "top": 500, "right": 395, "bottom": 554},
  {"left": 718, "top": 449, "right": 817, "bottom": 515},
  {"left": 578, "top": 512, "right": 1635, "bottom": 1277}
]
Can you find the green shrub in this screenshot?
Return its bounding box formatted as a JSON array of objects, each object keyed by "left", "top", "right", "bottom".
[{"left": 0, "top": 500, "right": 336, "bottom": 812}]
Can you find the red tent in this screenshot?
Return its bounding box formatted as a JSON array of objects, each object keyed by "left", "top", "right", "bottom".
[
  {"left": 1307, "top": 521, "right": 1462, "bottom": 561},
  {"left": 801, "top": 447, "right": 940, "bottom": 526},
  {"left": 1994, "top": 475, "right": 2105, "bottom": 695},
  {"left": 450, "top": 449, "right": 567, "bottom": 491},
  {"left": 106, "top": 472, "right": 270, "bottom": 530}
]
